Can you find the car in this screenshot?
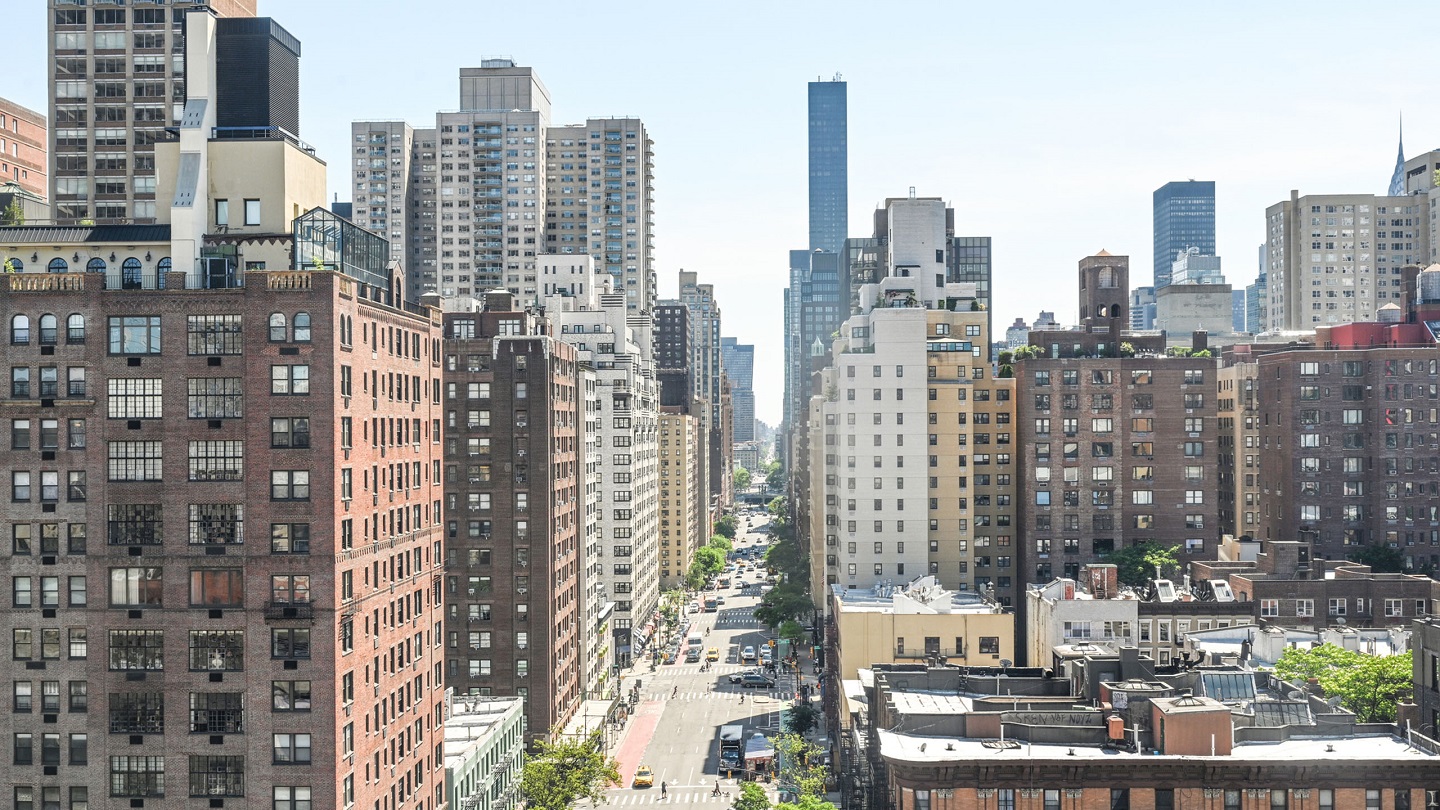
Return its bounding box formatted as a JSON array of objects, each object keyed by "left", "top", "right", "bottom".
[
  {"left": 706, "top": 647, "right": 720, "bottom": 662},
  {"left": 741, "top": 645, "right": 756, "bottom": 662},
  {"left": 685, "top": 648, "right": 701, "bottom": 662},
  {"left": 687, "top": 601, "right": 699, "bottom": 614},
  {"left": 739, "top": 673, "right": 776, "bottom": 689},
  {"left": 633, "top": 766, "right": 654, "bottom": 788},
  {"left": 735, "top": 580, "right": 748, "bottom": 589},
  {"left": 715, "top": 595, "right": 726, "bottom": 605},
  {"left": 728, "top": 667, "right": 763, "bottom": 684}
]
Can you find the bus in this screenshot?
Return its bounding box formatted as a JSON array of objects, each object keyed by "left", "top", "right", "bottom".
[
  {"left": 703, "top": 595, "right": 719, "bottom": 612},
  {"left": 718, "top": 725, "right": 744, "bottom": 774}
]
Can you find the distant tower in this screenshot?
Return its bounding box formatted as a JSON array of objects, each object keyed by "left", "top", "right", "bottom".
[
  {"left": 1152, "top": 181, "right": 1216, "bottom": 289},
  {"left": 1388, "top": 114, "right": 1406, "bottom": 196},
  {"left": 1078, "top": 250, "right": 1129, "bottom": 330},
  {"left": 808, "top": 76, "right": 848, "bottom": 255}
]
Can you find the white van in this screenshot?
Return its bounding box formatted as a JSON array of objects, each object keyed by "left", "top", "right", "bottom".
[{"left": 687, "top": 634, "right": 704, "bottom": 650}]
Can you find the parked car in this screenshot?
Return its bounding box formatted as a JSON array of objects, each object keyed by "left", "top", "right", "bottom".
[
  {"left": 739, "top": 673, "right": 776, "bottom": 689},
  {"left": 687, "top": 601, "right": 700, "bottom": 614},
  {"left": 741, "top": 645, "right": 756, "bottom": 662},
  {"left": 685, "top": 648, "right": 701, "bottom": 662}
]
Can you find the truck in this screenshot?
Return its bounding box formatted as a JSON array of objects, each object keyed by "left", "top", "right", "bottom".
[
  {"left": 718, "top": 724, "right": 745, "bottom": 774},
  {"left": 703, "top": 595, "right": 718, "bottom": 612}
]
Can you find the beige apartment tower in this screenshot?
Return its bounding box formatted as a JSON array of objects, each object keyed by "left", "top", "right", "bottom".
[
  {"left": 659, "top": 407, "right": 704, "bottom": 589},
  {"left": 48, "top": 0, "right": 258, "bottom": 224}
]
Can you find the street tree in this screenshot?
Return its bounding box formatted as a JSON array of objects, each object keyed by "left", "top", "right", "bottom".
[
  {"left": 685, "top": 563, "right": 707, "bottom": 591},
  {"left": 772, "top": 733, "right": 828, "bottom": 798},
  {"left": 732, "top": 782, "right": 771, "bottom": 810},
  {"left": 733, "top": 468, "right": 752, "bottom": 491},
  {"left": 794, "top": 797, "right": 840, "bottom": 810},
  {"left": 715, "top": 513, "right": 739, "bottom": 538},
  {"left": 694, "top": 546, "right": 726, "bottom": 578},
  {"left": 755, "top": 584, "right": 812, "bottom": 631},
  {"left": 786, "top": 702, "right": 818, "bottom": 736},
  {"left": 1, "top": 199, "right": 24, "bottom": 227},
  {"left": 519, "top": 730, "right": 620, "bottom": 810},
  {"left": 709, "top": 534, "right": 734, "bottom": 554},
  {"left": 1274, "top": 644, "right": 1412, "bottom": 722}
]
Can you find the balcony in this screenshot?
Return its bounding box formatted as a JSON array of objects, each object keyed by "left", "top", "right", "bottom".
[{"left": 264, "top": 601, "right": 315, "bottom": 621}]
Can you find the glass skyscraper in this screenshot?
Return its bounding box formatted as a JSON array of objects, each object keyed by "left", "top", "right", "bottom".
[
  {"left": 808, "top": 78, "right": 848, "bottom": 255},
  {"left": 1152, "top": 180, "right": 1216, "bottom": 288}
]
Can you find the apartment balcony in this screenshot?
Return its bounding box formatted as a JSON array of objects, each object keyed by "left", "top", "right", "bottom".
[{"left": 264, "top": 601, "right": 315, "bottom": 621}]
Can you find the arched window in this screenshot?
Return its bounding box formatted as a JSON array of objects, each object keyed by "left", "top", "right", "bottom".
[
  {"left": 48, "top": 258, "right": 69, "bottom": 273},
  {"left": 269, "top": 313, "right": 288, "bottom": 342},
  {"left": 293, "top": 312, "right": 312, "bottom": 342},
  {"left": 38, "top": 315, "right": 58, "bottom": 346},
  {"left": 156, "top": 257, "right": 171, "bottom": 290},
  {"left": 4, "top": 258, "right": 22, "bottom": 273},
  {"left": 10, "top": 314, "right": 30, "bottom": 345},
  {"left": 121, "top": 258, "right": 143, "bottom": 290},
  {"left": 1097, "top": 266, "right": 1115, "bottom": 289},
  {"left": 86, "top": 258, "right": 106, "bottom": 274},
  {"left": 66, "top": 314, "right": 86, "bottom": 345}
]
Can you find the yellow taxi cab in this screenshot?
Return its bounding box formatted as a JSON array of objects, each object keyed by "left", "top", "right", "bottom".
[
  {"left": 706, "top": 647, "right": 720, "bottom": 662},
  {"left": 633, "top": 765, "right": 654, "bottom": 788}
]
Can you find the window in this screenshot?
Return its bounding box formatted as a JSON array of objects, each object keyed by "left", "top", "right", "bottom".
[
  {"left": 1296, "top": 599, "right": 1314, "bottom": 617},
  {"left": 979, "top": 637, "right": 999, "bottom": 654},
  {"left": 270, "top": 365, "right": 310, "bottom": 395},
  {"left": 108, "top": 504, "right": 161, "bottom": 546},
  {"left": 105, "top": 377, "right": 162, "bottom": 415},
  {"left": 108, "top": 316, "right": 161, "bottom": 354},
  {"left": 272, "top": 733, "right": 311, "bottom": 764},
  {"left": 188, "top": 441, "right": 244, "bottom": 482},
  {"left": 189, "top": 569, "right": 243, "bottom": 607},
  {"left": 271, "top": 418, "right": 310, "bottom": 448},
  {"left": 215, "top": 199, "right": 229, "bottom": 227},
  {"left": 108, "top": 630, "right": 164, "bottom": 670},
  {"left": 10, "top": 314, "right": 30, "bottom": 345},
  {"left": 1261, "top": 599, "right": 1279, "bottom": 617},
  {"left": 110, "top": 756, "right": 165, "bottom": 797},
  {"left": 66, "top": 313, "right": 85, "bottom": 344},
  {"left": 107, "top": 441, "right": 163, "bottom": 481},
  {"left": 271, "top": 575, "right": 311, "bottom": 605},
  {"left": 274, "top": 787, "right": 312, "bottom": 810},
  {"left": 243, "top": 199, "right": 260, "bottom": 226},
  {"left": 187, "top": 315, "right": 242, "bottom": 355},
  {"left": 10, "top": 368, "right": 28, "bottom": 398},
  {"left": 271, "top": 628, "right": 310, "bottom": 659},
  {"left": 272, "top": 680, "right": 312, "bottom": 712},
  {"left": 187, "top": 754, "right": 243, "bottom": 796},
  {"left": 1329, "top": 598, "right": 1347, "bottom": 616},
  {"left": 189, "top": 504, "right": 243, "bottom": 546},
  {"left": 270, "top": 471, "right": 310, "bottom": 501},
  {"left": 189, "top": 630, "right": 243, "bottom": 671},
  {"left": 109, "top": 567, "right": 162, "bottom": 607},
  {"left": 271, "top": 523, "right": 310, "bottom": 554},
  {"left": 187, "top": 378, "right": 243, "bottom": 419}
]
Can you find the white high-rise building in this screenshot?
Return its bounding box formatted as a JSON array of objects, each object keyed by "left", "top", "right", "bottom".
[
  {"left": 542, "top": 255, "right": 661, "bottom": 665},
  {"left": 545, "top": 118, "right": 656, "bottom": 313}
]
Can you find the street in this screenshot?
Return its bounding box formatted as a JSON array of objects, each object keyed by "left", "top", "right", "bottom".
[{"left": 602, "top": 514, "right": 797, "bottom": 807}]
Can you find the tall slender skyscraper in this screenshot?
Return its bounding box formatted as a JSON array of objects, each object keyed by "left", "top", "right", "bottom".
[
  {"left": 808, "top": 77, "right": 847, "bottom": 255},
  {"left": 1152, "top": 180, "right": 1216, "bottom": 288}
]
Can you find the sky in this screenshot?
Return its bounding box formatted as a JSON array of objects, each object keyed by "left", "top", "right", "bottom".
[{"left": 8, "top": 1, "right": 1435, "bottom": 427}]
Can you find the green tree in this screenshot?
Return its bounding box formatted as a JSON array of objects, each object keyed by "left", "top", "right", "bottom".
[
  {"left": 685, "top": 563, "right": 707, "bottom": 591},
  {"left": 786, "top": 702, "right": 818, "bottom": 735},
  {"left": 1107, "top": 541, "right": 1180, "bottom": 586},
  {"left": 1011, "top": 345, "right": 1045, "bottom": 361},
  {"left": 1274, "top": 644, "right": 1413, "bottom": 722},
  {"left": 0, "top": 199, "right": 24, "bottom": 227},
  {"left": 709, "top": 534, "right": 734, "bottom": 554},
  {"left": 733, "top": 467, "right": 752, "bottom": 491},
  {"left": 519, "top": 730, "right": 620, "bottom": 810},
  {"left": 778, "top": 619, "right": 806, "bottom": 646},
  {"left": 694, "top": 546, "right": 726, "bottom": 578},
  {"left": 772, "top": 733, "right": 828, "bottom": 798},
  {"left": 1118, "top": 341, "right": 1136, "bottom": 358},
  {"left": 1347, "top": 544, "right": 1407, "bottom": 573},
  {"left": 732, "top": 782, "right": 771, "bottom": 810},
  {"left": 715, "top": 514, "right": 739, "bottom": 539},
  {"left": 794, "top": 796, "right": 840, "bottom": 810},
  {"left": 755, "top": 583, "right": 813, "bottom": 630}
]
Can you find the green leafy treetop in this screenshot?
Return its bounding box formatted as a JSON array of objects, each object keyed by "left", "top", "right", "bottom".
[
  {"left": 733, "top": 467, "right": 752, "bottom": 491},
  {"left": 519, "top": 730, "right": 620, "bottom": 810},
  {"left": 1, "top": 199, "right": 24, "bottom": 227},
  {"left": 732, "top": 782, "right": 772, "bottom": 810},
  {"left": 1273, "top": 644, "right": 1412, "bottom": 723},
  {"left": 1106, "top": 541, "right": 1180, "bottom": 586}
]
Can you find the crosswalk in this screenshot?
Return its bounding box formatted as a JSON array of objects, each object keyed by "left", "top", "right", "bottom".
[
  {"left": 643, "top": 689, "right": 791, "bottom": 702},
  {"left": 599, "top": 787, "right": 765, "bottom": 806}
]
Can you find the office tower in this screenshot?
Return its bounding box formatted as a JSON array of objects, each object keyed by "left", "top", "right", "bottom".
[
  {"left": 1389, "top": 121, "right": 1406, "bottom": 197},
  {"left": 1004, "top": 318, "right": 1031, "bottom": 350},
  {"left": 349, "top": 121, "right": 414, "bottom": 265},
  {"left": 440, "top": 295, "right": 584, "bottom": 744},
  {"left": 656, "top": 301, "right": 694, "bottom": 405},
  {"left": 1152, "top": 181, "right": 1216, "bottom": 288},
  {"left": 680, "top": 270, "right": 730, "bottom": 506},
  {"left": 721, "top": 337, "right": 756, "bottom": 443},
  {"left": 808, "top": 77, "right": 847, "bottom": 255},
  {"left": 1129, "top": 286, "right": 1156, "bottom": 330},
  {"left": 811, "top": 196, "right": 1016, "bottom": 601},
  {"left": 1154, "top": 248, "right": 1235, "bottom": 337},
  {"left": 543, "top": 257, "right": 660, "bottom": 666},
  {"left": 658, "top": 408, "right": 703, "bottom": 589},
  {"left": 48, "top": 0, "right": 259, "bottom": 224},
  {"left": 1264, "top": 190, "right": 1429, "bottom": 331},
  {"left": 545, "top": 118, "right": 656, "bottom": 314},
  {"left": 1247, "top": 246, "right": 1268, "bottom": 334},
  {"left": 2, "top": 14, "right": 447, "bottom": 807},
  {"left": 0, "top": 98, "right": 48, "bottom": 200}
]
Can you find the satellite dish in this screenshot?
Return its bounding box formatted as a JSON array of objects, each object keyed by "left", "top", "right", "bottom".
[{"left": 1000, "top": 659, "right": 1013, "bottom": 668}]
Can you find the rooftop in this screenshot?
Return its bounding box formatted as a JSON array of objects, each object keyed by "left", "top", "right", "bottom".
[
  {"left": 442, "top": 697, "right": 523, "bottom": 765},
  {"left": 878, "top": 729, "right": 1434, "bottom": 763},
  {"left": 832, "top": 577, "right": 1002, "bottom": 615}
]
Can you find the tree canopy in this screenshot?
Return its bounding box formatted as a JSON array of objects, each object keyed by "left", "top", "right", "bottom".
[
  {"left": 1274, "top": 644, "right": 1412, "bottom": 723},
  {"left": 772, "top": 734, "right": 828, "bottom": 799},
  {"left": 1107, "top": 541, "right": 1180, "bottom": 586},
  {"left": 715, "top": 514, "right": 739, "bottom": 539},
  {"left": 1346, "top": 544, "right": 1407, "bottom": 573},
  {"left": 732, "top": 782, "right": 771, "bottom": 810},
  {"left": 519, "top": 730, "right": 619, "bottom": 810},
  {"left": 709, "top": 534, "right": 734, "bottom": 554},
  {"left": 733, "top": 467, "right": 752, "bottom": 491}
]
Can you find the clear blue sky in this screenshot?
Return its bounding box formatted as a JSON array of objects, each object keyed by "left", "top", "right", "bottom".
[{"left": 8, "top": 1, "right": 1433, "bottom": 427}]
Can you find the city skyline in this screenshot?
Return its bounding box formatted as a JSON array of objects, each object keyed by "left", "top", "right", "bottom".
[{"left": 8, "top": 1, "right": 1439, "bottom": 425}]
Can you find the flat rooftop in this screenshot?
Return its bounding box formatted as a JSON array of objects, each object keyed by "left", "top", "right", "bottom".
[
  {"left": 443, "top": 698, "right": 523, "bottom": 763},
  {"left": 877, "top": 730, "right": 1435, "bottom": 764}
]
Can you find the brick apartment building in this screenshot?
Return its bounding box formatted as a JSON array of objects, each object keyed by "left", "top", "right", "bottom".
[
  {"left": 440, "top": 294, "right": 584, "bottom": 744},
  {"left": 0, "top": 97, "right": 48, "bottom": 201}
]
